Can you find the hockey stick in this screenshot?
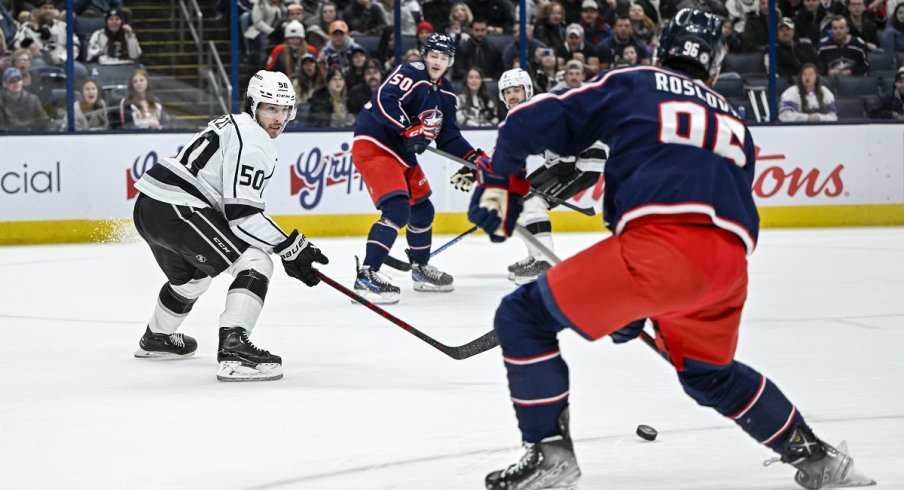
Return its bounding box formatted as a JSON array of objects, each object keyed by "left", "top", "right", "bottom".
[
  {"left": 425, "top": 146, "right": 597, "bottom": 217},
  {"left": 315, "top": 271, "right": 498, "bottom": 360},
  {"left": 512, "top": 226, "right": 665, "bottom": 359},
  {"left": 383, "top": 226, "right": 480, "bottom": 272}
]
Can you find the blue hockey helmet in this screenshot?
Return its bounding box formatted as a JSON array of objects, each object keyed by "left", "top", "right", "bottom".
[
  {"left": 421, "top": 33, "right": 456, "bottom": 66},
  {"left": 656, "top": 8, "right": 725, "bottom": 78}
]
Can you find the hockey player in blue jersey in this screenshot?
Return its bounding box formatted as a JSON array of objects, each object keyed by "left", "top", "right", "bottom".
[
  {"left": 468, "top": 9, "right": 875, "bottom": 490},
  {"left": 350, "top": 32, "right": 488, "bottom": 304}
]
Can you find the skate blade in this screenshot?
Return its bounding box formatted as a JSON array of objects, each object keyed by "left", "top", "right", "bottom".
[
  {"left": 831, "top": 441, "right": 877, "bottom": 488},
  {"left": 412, "top": 282, "right": 454, "bottom": 292},
  {"left": 217, "top": 361, "right": 283, "bottom": 382},
  {"left": 351, "top": 288, "right": 400, "bottom": 305},
  {"left": 134, "top": 348, "right": 195, "bottom": 359},
  {"left": 511, "top": 275, "right": 541, "bottom": 286}
]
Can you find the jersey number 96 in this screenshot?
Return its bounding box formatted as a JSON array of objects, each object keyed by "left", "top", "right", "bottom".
[{"left": 658, "top": 101, "right": 748, "bottom": 167}]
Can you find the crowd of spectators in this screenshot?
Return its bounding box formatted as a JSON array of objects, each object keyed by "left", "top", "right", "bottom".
[
  {"left": 6, "top": 0, "right": 904, "bottom": 132},
  {"left": 0, "top": 0, "right": 173, "bottom": 131}
]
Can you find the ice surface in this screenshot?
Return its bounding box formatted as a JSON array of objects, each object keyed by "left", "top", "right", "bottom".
[{"left": 1, "top": 228, "right": 902, "bottom": 489}]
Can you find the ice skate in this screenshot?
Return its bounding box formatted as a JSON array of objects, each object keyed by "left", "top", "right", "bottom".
[
  {"left": 134, "top": 326, "right": 197, "bottom": 359},
  {"left": 507, "top": 256, "right": 536, "bottom": 281},
  {"left": 216, "top": 327, "right": 282, "bottom": 382},
  {"left": 511, "top": 258, "right": 552, "bottom": 285},
  {"left": 486, "top": 408, "right": 581, "bottom": 490},
  {"left": 353, "top": 257, "right": 401, "bottom": 304},
  {"left": 411, "top": 262, "right": 454, "bottom": 292},
  {"left": 769, "top": 425, "right": 876, "bottom": 489}
]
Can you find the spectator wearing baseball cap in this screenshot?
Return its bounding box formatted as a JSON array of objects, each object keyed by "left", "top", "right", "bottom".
[
  {"left": 551, "top": 59, "right": 586, "bottom": 91},
  {"left": 579, "top": 0, "right": 612, "bottom": 46},
  {"left": 774, "top": 16, "right": 819, "bottom": 77},
  {"left": 320, "top": 19, "right": 364, "bottom": 71},
  {"left": 555, "top": 22, "right": 600, "bottom": 74},
  {"left": 266, "top": 20, "right": 319, "bottom": 76},
  {"left": 0, "top": 67, "right": 50, "bottom": 131},
  {"left": 343, "top": 0, "right": 388, "bottom": 35},
  {"left": 869, "top": 67, "right": 904, "bottom": 119}
]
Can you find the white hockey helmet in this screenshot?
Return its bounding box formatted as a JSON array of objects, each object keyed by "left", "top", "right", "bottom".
[
  {"left": 498, "top": 68, "right": 534, "bottom": 109},
  {"left": 246, "top": 70, "right": 297, "bottom": 125}
]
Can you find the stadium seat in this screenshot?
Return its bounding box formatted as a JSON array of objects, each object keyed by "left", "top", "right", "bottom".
[
  {"left": 742, "top": 74, "right": 792, "bottom": 95},
  {"left": 486, "top": 35, "right": 510, "bottom": 54},
  {"left": 356, "top": 35, "right": 380, "bottom": 56},
  {"left": 74, "top": 16, "right": 105, "bottom": 39},
  {"left": 713, "top": 77, "right": 744, "bottom": 98},
  {"left": 722, "top": 53, "right": 765, "bottom": 75},
  {"left": 869, "top": 51, "right": 897, "bottom": 72},
  {"left": 833, "top": 76, "right": 881, "bottom": 97},
  {"left": 728, "top": 97, "right": 756, "bottom": 121},
  {"left": 86, "top": 63, "right": 135, "bottom": 87},
  {"left": 834, "top": 96, "right": 866, "bottom": 119}
]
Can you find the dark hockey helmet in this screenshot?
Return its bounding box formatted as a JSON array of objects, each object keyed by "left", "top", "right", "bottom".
[
  {"left": 655, "top": 8, "right": 726, "bottom": 78},
  {"left": 421, "top": 33, "right": 456, "bottom": 66}
]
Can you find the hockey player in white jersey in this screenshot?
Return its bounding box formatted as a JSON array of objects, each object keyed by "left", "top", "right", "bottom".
[
  {"left": 451, "top": 68, "right": 606, "bottom": 285},
  {"left": 132, "top": 70, "right": 329, "bottom": 382}
]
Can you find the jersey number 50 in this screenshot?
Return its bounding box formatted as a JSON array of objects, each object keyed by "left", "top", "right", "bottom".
[
  {"left": 658, "top": 101, "right": 748, "bottom": 167},
  {"left": 388, "top": 73, "right": 414, "bottom": 91}
]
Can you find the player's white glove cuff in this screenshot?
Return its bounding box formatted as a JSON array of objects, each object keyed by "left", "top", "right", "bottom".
[{"left": 479, "top": 188, "right": 509, "bottom": 237}]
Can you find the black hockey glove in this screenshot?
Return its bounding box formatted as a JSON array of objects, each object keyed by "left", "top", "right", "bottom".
[
  {"left": 610, "top": 318, "right": 646, "bottom": 344},
  {"left": 449, "top": 166, "right": 476, "bottom": 192},
  {"left": 274, "top": 230, "right": 329, "bottom": 287}
]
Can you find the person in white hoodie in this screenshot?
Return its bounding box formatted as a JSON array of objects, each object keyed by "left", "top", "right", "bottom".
[{"left": 778, "top": 63, "right": 839, "bottom": 122}]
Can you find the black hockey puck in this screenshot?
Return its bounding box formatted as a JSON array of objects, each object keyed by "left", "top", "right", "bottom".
[{"left": 636, "top": 424, "right": 658, "bottom": 441}]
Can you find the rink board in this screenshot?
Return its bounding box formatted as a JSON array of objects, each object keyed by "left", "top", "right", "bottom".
[{"left": 1, "top": 124, "right": 903, "bottom": 244}]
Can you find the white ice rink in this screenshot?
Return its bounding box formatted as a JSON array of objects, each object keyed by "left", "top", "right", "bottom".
[{"left": 1, "top": 227, "right": 903, "bottom": 489}]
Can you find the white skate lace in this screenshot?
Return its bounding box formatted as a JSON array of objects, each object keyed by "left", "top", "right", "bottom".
[
  {"left": 502, "top": 443, "right": 538, "bottom": 477},
  {"left": 415, "top": 264, "right": 446, "bottom": 281},
  {"left": 168, "top": 333, "right": 185, "bottom": 348},
  {"left": 512, "top": 256, "right": 535, "bottom": 269}
]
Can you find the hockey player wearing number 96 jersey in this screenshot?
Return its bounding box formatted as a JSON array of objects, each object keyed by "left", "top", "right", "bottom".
[
  {"left": 469, "top": 9, "right": 876, "bottom": 490},
  {"left": 131, "top": 70, "right": 330, "bottom": 382},
  {"left": 350, "top": 32, "right": 489, "bottom": 305}
]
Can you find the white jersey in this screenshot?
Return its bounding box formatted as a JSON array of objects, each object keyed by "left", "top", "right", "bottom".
[{"left": 135, "top": 113, "right": 288, "bottom": 252}]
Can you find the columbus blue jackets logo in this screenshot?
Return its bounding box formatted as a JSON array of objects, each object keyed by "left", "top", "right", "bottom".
[{"left": 417, "top": 109, "right": 443, "bottom": 139}]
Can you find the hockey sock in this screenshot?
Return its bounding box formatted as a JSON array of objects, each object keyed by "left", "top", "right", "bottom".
[
  {"left": 220, "top": 269, "right": 269, "bottom": 333},
  {"left": 148, "top": 278, "right": 211, "bottom": 334},
  {"left": 364, "top": 219, "right": 400, "bottom": 270},
  {"left": 525, "top": 221, "right": 554, "bottom": 261},
  {"left": 678, "top": 359, "right": 808, "bottom": 454},
  {"left": 495, "top": 281, "right": 569, "bottom": 443},
  {"left": 519, "top": 195, "right": 553, "bottom": 260},
  {"left": 407, "top": 199, "right": 434, "bottom": 264}
]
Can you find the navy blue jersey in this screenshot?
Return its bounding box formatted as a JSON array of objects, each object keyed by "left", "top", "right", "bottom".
[
  {"left": 354, "top": 62, "right": 474, "bottom": 167},
  {"left": 494, "top": 65, "right": 760, "bottom": 253}
]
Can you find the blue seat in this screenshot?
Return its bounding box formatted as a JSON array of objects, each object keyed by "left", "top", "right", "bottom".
[
  {"left": 869, "top": 50, "right": 897, "bottom": 72},
  {"left": 833, "top": 76, "right": 881, "bottom": 97},
  {"left": 834, "top": 96, "right": 865, "bottom": 119},
  {"left": 713, "top": 77, "right": 744, "bottom": 98},
  {"left": 722, "top": 53, "right": 765, "bottom": 75}
]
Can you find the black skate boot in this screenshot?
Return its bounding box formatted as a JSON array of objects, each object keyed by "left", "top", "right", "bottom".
[
  {"left": 511, "top": 258, "right": 552, "bottom": 286},
  {"left": 216, "top": 327, "right": 283, "bottom": 382},
  {"left": 353, "top": 256, "right": 401, "bottom": 304},
  {"left": 507, "top": 256, "right": 536, "bottom": 281},
  {"left": 134, "top": 326, "right": 197, "bottom": 359},
  {"left": 411, "top": 262, "right": 454, "bottom": 292},
  {"left": 769, "top": 424, "right": 876, "bottom": 489},
  {"left": 485, "top": 407, "right": 581, "bottom": 490}
]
